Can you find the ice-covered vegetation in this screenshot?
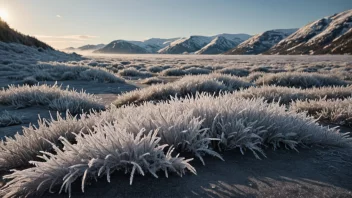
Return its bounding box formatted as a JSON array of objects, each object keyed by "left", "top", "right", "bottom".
[
  {"left": 113, "top": 74, "right": 252, "bottom": 107},
  {"left": 0, "top": 84, "right": 104, "bottom": 114},
  {"left": 255, "top": 72, "right": 347, "bottom": 88},
  {"left": 291, "top": 97, "right": 352, "bottom": 127},
  {"left": 0, "top": 111, "right": 100, "bottom": 170},
  {"left": 1, "top": 53, "right": 352, "bottom": 197},
  {"left": 1, "top": 93, "right": 350, "bottom": 197},
  {"left": 235, "top": 85, "right": 352, "bottom": 104},
  {"left": 0, "top": 61, "right": 125, "bottom": 83},
  {"left": 141, "top": 77, "right": 164, "bottom": 85},
  {"left": 161, "top": 68, "right": 187, "bottom": 76},
  {"left": 218, "top": 67, "right": 250, "bottom": 77},
  {"left": 0, "top": 111, "right": 23, "bottom": 127},
  {"left": 118, "top": 68, "right": 153, "bottom": 78}
]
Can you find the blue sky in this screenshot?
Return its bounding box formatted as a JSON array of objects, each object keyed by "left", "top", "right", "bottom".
[{"left": 1, "top": 0, "right": 351, "bottom": 48}]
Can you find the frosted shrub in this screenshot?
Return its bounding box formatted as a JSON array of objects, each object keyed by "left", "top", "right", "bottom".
[
  {"left": 22, "top": 76, "right": 38, "bottom": 86},
  {"left": 235, "top": 85, "right": 352, "bottom": 105},
  {"left": 118, "top": 68, "right": 153, "bottom": 78},
  {"left": 0, "top": 111, "right": 23, "bottom": 127},
  {"left": 255, "top": 72, "right": 347, "bottom": 88},
  {"left": 1, "top": 126, "right": 195, "bottom": 197},
  {"left": 250, "top": 66, "right": 270, "bottom": 73},
  {"left": 147, "top": 65, "right": 165, "bottom": 73},
  {"left": 0, "top": 84, "right": 105, "bottom": 113},
  {"left": 218, "top": 67, "right": 249, "bottom": 77},
  {"left": 291, "top": 97, "right": 352, "bottom": 127},
  {"left": 161, "top": 68, "right": 187, "bottom": 76},
  {"left": 246, "top": 72, "right": 265, "bottom": 82},
  {"left": 60, "top": 71, "right": 76, "bottom": 80},
  {"left": 80, "top": 68, "right": 125, "bottom": 83},
  {"left": 113, "top": 74, "right": 253, "bottom": 107},
  {"left": 32, "top": 69, "right": 54, "bottom": 81},
  {"left": 184, "top": 67, "right": 212, "bottom": 75},
  {"left": 1, "top": 93, "right": 350, "bottom": 197},
  {"left": 141, "top": 77, "right": 164, "bottom": 85},
  {"left": 11, "top": 62, "right": 125, "bottom": 83},
  {"left": 0, "top": 111, "right": 105, "bottom": 170}
]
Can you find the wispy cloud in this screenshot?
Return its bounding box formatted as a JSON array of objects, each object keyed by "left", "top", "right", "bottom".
[
  {"left": 35, "top": 35, "right": 98, "bottom": 41},
  {"left": 43, "top": 40, "right": 85, "bottom": 43},
  {"left": 35, "top": 34, "right": 99, "bottom": 48},
  {"left": 56, "top": 15, "right": 62, "bottom": 18}
]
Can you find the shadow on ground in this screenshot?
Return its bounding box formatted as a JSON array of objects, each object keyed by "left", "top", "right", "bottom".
[{"left": 42, "top": 148, "right": 352, "bottom": 198}]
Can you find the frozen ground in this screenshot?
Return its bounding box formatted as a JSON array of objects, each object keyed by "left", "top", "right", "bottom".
[{"left": 0, "top": 49, "right": 352, "bottom": 197}]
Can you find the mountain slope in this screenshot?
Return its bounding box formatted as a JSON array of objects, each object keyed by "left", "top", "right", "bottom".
[
  {"left": 77, "top": 44, "right": 105, "bottom": 51},
  {"left": 216, "top": 33, "right": 251, "bottom": 43},
  {"left": 0, "top": 18, "right": 52, "bottom": 50},
  {"left": 94, "top": 40, "right": 148, "bottom": 54},
  {"left": 195, "top": 36, "right": 238, "bottom": 54},
  {"left": 226, "top": 29, "right": 297, "bottom": 55},
  {"left": 317, "top": 28, "right": 352, "bottom": 54},
  {"left": 158, "top": 34, "right": 251, "bottom": 54},
  {"left": 267, "top": 10, "right": 352, "bottom": 55},
  {"left": 129, "top": 38, "right": 179, "bottom": 53},
  {"left": 158, "top": 36, "right": 213, "bottom": 54},
  {"left": 195, "top": 34, "right": 251, "bottom": 54}
]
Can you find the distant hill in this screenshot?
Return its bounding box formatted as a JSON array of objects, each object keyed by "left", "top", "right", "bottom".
[
  {"left": 64, "top": 47, "right": 76, "bottom": 51},
  {"left": 91, "top": 9, "right": 352, "bottom": 55},
  {"left": 94, "top": 40, "right": 148, "bottom": 54},
  {"left": 195, "top": 34, "right": 251, "bottom": 54},
  {"left": 226, "top": 29, "right": 297, "bottom": 55},
  {"left": 129, "top": 38, "right": 180, "bottom": 53},
  {"left": 77, "top": 44, "right": 105, "bottom": 51},
  {"left": 156, "top": 34, "right": 250, "bottom": 54},
  {"left": 0, "top": 18, "right": 52, "bottom": 50},
  {"left": 64, "top": 44, "right": 105, "bottom": 51},
  {"left": 266, "top": 9, "right": 352, "bottom": 55},
  {"left": 158, "top": 36, "right": 213, "bottom": 54}
]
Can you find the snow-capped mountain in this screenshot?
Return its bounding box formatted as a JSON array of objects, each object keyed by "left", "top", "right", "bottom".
[
  {"left": 77, "top": 44, "right": 105, "bottom": 51},
  {"left": 94, "top": 40, "right": 148, "bottom": 54},
  {"left": 158, "top": 36, "right": 213, "bottom": 54},
  {"left": 216, "top": 33, "right": 252, "bottom": 43},
  {"left": 64, "top": 47, "right": 75, "bottom": 51},
  {"left": 64, "top": 44, "right": 105, "bottom": 51},
  {"left": 158, "top": 34, "right": 251, "bottom": 54},
  {"left": 267, "top": 9, "right": 352, "bottom": 55},
  {"left": 319, "top": 28, "right": 352, "bottom": 54},
  {"left": 129, "top": 38, "right": 180, "bottom": 53},
  {"left": 195, "top": 36, "right": 237, "bottom": 54},
  {"left": 195, "top": 34, "right": 251, "bottom": 54},
  {"left": 226, "top": 29, "right": 297, "bottom": 55}
]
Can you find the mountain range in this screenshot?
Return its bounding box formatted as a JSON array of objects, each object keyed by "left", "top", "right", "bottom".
[
  {"left": 89, "top": 9, "right": 351, "bottom": 55},
  {"left": 266, "top": 9, "right": 352, "bottom": 55},
  {"left": 225, "top": 29, "right": 298, "bottom": 55},
  {"left": 64, "top": 44, "right": 105, "bottom": 51}
]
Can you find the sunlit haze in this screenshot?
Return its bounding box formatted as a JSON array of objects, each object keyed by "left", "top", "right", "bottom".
[{"left": 0, "top": 8, "right": 9, "bottom": 21}]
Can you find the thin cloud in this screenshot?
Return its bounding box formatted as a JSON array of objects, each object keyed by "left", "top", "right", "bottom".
[
  {"left": 44, "top": 40, "right": 85, "bottom": 43},
  {"left": 35, "top": 35, "right": 98, "bottom": 41},
  {"left": 35, "top": 35, "right": 99, "bottom": 48},
  {"left": 56, "top": 15, "right": 62, "bottom": 18}
]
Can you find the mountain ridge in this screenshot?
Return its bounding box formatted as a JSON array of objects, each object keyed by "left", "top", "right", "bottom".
[
  {"left": 0, "top": 18, "right": 53, "bottom": 50},
  {"left": 226, "top": 29, "right": 297, "bottom": 55},
  {"left": 266, "top": 9, "right": 352, "bottom": 55}
]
